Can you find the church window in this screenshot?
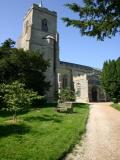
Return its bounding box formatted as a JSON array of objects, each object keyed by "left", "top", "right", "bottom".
[
  {"left": 76, "top": 83, "right": 81, "bottom": 97},
  {"left": 62, "top": 75, "right": 68, "bottom": 89},
  {"left": 41, "top": 19, "right": 48, "bottom": 32},
  {"left": 25, "top": 20, "right": 29, "bottom": 34}
]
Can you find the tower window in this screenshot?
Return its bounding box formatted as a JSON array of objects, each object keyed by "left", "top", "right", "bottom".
[
  {"left": 25, "top": 20, "right": 29, "bottom": 34},
  {"left": 41, "top": 19, "right": 48, "bottom": 32}
]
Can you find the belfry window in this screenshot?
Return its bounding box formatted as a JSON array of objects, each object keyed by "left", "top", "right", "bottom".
[{"left": 41, "top": 19, "right": 48, "bottom": 32}]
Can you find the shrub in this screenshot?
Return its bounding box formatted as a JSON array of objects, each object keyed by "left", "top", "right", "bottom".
[
  {"left": 0, "top": 81, "right": 42, "bottom": 122},
  {"left": 112, "top": 98, "right": 118, "bottom": 104},
  {"left": 58, "top": 88, "right": 75, "bottom": 103}
]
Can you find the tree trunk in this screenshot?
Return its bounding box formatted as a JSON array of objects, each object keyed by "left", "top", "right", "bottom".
[{"left": 13, "top": 110, "right": 17, "bottom": 123}]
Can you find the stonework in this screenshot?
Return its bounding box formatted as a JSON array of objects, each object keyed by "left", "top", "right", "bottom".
[
  {"left": 17, "top": 3, "right": 106, "bottom": 102},
  {"left": 58, "top": 61, "right": 106, "bottom": 102}
]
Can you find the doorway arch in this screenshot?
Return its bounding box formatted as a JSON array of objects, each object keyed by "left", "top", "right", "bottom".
[{"left": 91, "top": 86, "right": 98, "bottom": 102}]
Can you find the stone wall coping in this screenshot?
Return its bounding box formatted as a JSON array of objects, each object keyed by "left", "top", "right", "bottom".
[{"left": 24, "top": 4, "right": 57, "bottom": 20}]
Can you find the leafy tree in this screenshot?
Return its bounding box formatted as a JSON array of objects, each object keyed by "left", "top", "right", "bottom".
[
  {"left": 101, "top": 58, "right": 120, "bottom": 102},
  {"left": 0, "top": 41, "right": 50, "bottom": 95},
  {"left": 63, "top": 0, "right": 120, "bottom": 40},
  {"left": 0, "top": 81, "right": 42, "bottom": 122}
]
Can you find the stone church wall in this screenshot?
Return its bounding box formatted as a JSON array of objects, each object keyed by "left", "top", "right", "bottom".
[
  {"left": 17, "top": 3, "right": 107, "bottom": 103},
  {"left": 59, "top": 61, "right": 106, "bottom": 102}
]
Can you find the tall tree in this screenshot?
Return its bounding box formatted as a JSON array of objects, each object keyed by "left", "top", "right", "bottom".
[
  {"left": 101, "top": 58, "right": 120, "bottom": 102},
  {"left": 116, "top": 57, "right": 120, "bottom": 99},
  {"left": 1, "top": 38, "right": 15, "bottom": 49},
  {"left": 0, "top": 39, "right": 16, "bottom": 58},
  {"left": 0, "top": 39, "right": 50, "bottom": 95},
  {"left": 63, "top": 0, "right": 120, "bottom": 40}
]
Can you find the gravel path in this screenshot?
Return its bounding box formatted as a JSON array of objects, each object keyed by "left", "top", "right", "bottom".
[{"left": 65, "top": 103, "right": 120, "bottom": 160}]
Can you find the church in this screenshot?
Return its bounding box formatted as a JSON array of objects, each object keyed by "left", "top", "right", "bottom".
[{"left": 17, "top": 3, "right": 106, "bottom": 102}]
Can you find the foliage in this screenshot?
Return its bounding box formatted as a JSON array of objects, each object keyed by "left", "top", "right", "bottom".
[
  {"left": 112, "top": 98, "right": 118, "bottom": 104},
  {"left": 58, "top": 88, "right": 75, "bottom": 102},
  {"left": 101, "top": 57, "right": 120, "bottom": 102},
  {"left": 112, "top": 103, "right": 120, "bottom": 111},
  {"left": 0, "top": 81, "right": 42, "bottom": 121},
  {"left": 0, "top": 40, "right": 50, "bottom": 95},
  {"left": 0, "top": 103, "right": 89, "bottom": 160},
  {"left": 63, "top": 0, "right": 120, "bottom": 40},
  {"left": 0, "top": 38, "right": 15, "bottom": 49}
]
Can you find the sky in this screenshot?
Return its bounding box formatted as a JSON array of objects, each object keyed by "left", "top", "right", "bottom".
[{"left": 0, "top": 0, "right": 120, "bottom": 69}]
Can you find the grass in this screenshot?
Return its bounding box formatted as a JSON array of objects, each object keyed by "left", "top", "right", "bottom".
[
  {"left": 112, "top": 103, "right": 120, "bottom": 111},
  {"left": 0, "top": 103, "right": 89, "bottom": 160}
]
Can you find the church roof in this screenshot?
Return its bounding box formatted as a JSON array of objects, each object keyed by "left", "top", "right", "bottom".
[{"left": 60, "top": 61, "right": 101, "bottom": 72}]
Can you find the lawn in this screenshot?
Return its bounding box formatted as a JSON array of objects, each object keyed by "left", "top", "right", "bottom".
[
  {"left": 112, "top": 103, "right": 120, "bottom": 111},
  {"left": 0, "top": 103, "right": 89, "bottom": 160}
]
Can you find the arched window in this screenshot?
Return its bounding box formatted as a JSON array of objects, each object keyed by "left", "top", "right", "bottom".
[{"left": 41, "top": 19, "right": 48, "bottom": 32}]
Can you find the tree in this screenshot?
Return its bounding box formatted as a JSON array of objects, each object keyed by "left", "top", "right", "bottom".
[
  {"left": 1, "top": 38, "right": 15, "bottom": 49},
  {"left": 0, "top": 39, "right": 50, "bottom": 95},
  {"left": 101, "top": 58, "right": 120, "bottom": 102},
  {"left": 58, "top": 88, "right": 75, "bottom": 102},
  {"left": 0, "top": 39, "right": 16, "bottom": 58},
  {"left": 62, "top": 0, "right": 120, "bottom": 40},
  {"left": 0, "top": 81, "right": 42, "bottom": 122}
]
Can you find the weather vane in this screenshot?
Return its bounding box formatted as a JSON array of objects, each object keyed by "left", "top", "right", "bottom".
[{"left": 39, "top": 0, "right": 43, "bottom": 7}]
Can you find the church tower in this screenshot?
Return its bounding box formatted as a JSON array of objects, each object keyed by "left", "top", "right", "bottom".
[{"left": 17, "top": 3, "right": 59, "bottom": 102}]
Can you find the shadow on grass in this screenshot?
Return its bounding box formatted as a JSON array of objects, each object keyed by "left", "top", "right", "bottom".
[
  {"left": 24, "top": 114, "right": 63, "bottom": 123},
  {"left": 0, "top": 123, "right": 30, "bottom": 138},
  {"left": 0, "top": 110, "right": 29, "bottom": 118},
  {"left": 0, "top": 111, "right": 12, "bottom": 117},
  {"left": 73, "top": 103, "right": 89, "bottom": 109},
  {"left": 39, "top": 103, "right": 57, "bottom": 108}
]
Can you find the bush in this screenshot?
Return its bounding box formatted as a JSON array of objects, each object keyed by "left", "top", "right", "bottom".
[
  {"left": 112, "top": 98, "right": 118, "bottom": 103},
  {"left": 0, "top": 81, "right": 42, "bottom": 122},
  {"left": 58, "top": 88, "right": 75, "bottom": 102}
]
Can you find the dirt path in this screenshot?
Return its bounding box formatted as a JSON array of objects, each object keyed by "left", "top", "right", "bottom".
[{"left": 65, "top": 103, "right": 120, "bottom": 160}]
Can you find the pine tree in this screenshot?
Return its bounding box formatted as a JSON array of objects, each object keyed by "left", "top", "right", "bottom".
[{"left": 63, "top": 0, "right": 120, "bottom": 40}]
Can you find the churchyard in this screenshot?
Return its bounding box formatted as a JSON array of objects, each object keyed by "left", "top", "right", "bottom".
[
  {"left": 0, "top": 39, "right": 89, "bottom": 160},
  {"left": 0, "top": 103, "right": 89, "bottom": 160},
  {"left": 0, "top": 0, "right": 120, "bottom": 159}
]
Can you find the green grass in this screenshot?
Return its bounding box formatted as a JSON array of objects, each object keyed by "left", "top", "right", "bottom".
[
  {"left": 112, "top": 103, "right": 120, "bottom": 111},
  {"left": 0, "top": 103, "right": 89, "bottom": 160}
]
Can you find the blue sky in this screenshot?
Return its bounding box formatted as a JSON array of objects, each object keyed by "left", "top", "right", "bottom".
[{"left": 0, "top": 0, "right": 120, "bottom": 69}]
